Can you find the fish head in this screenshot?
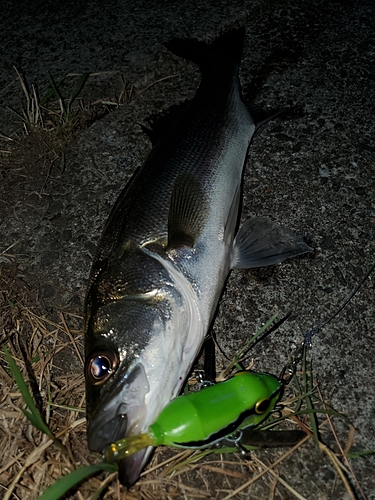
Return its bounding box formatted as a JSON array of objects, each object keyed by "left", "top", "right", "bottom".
[
  {"left": 84, "top": 243, "right": 204, "bottom": 485},
  {"left": 85, "top": 330, "right": 153, "bottom": 484},
  {"left": 84, "top": 343, "right": 150, "bottom": 454},
  {"left": 85, "top": 292, "right": 176, "bottom": 446}
]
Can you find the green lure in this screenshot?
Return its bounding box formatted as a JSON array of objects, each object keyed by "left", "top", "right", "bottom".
[{"left": 105, "top": 371, "right": 282, "bottom": 462}]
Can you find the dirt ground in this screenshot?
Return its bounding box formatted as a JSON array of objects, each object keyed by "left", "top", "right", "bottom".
[{"left": 0, "top": 0, "right": 374, "bottom": 498}]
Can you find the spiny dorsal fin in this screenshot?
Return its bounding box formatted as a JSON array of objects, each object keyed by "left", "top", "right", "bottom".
[
  {"left": 164, "top": 28, "right": 245, "bottom": 76},
  {"left": 139, "top": 103, "right": 189, "bottom": 146},
  {"left": 138, "top": 123, "right": 156, "bottom": 143}
]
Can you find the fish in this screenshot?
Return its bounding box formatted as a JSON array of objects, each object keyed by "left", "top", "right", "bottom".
[{"left": 84, "top": 27, "right": 312, "bottom": 487}]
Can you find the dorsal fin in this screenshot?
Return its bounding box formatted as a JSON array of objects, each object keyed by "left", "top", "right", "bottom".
[
  {"left": 139, "top": 102, "right": 190, "bottom": 146},
  {"left": 164, "top": 28, "right": 245, "bottom": 78}
]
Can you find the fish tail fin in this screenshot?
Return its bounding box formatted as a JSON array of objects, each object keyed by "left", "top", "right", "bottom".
[{"left": 164, "top": 27, "right": 245, "bottom": 76}]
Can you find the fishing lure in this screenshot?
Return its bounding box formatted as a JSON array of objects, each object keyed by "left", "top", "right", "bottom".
[
  {"left": 105, "top": 263, "right": 375, "bottom": 464},
  {"left": 105, "top": 370, "right": 282, "bottom": 462}
]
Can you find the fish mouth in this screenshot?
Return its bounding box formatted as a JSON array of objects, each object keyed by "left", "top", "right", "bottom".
[
  {"left": 87, "top": 362, "right": 155, "bottom": 486},
  {"left": 87, "top": 363, "right": 150, "bottom": 454},
  {"left": 118, "top": 447, "right": 153, "bottom": 487},
  {"left": 88, "top": 411, "right": 128, "bottom": 453},
  {"left": 88, "top": 407, "right": 153, "bottom": 487}
]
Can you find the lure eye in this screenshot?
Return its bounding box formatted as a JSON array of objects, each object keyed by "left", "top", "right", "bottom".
[
  {"left": 255, "top": 398, "right": 271, "bottom": 415},
  {"left": 85, "top": 347, "right": 119, "bottom": 386}
]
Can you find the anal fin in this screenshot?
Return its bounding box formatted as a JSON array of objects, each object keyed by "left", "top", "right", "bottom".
[
  {"left": 247, "top": 104, "right": 284, "bottom": 130},
  {"left": 231, "top": 217, "right": 313, "bottom": 269}
]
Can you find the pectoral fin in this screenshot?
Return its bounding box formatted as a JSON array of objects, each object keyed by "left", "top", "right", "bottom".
[
  {"left": 224, "top": 186, "right": 241, "bottom": 244},
  {"left": 168, "top": 175, "right": 208, "bottom": 248},
  {"left": 231, "top": 217, "right": 313, "bottom": 269}
]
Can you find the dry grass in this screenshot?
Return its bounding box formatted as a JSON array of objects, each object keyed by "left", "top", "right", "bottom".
[
  {"left": 0, "top": 69, "right": 121, "bottom": 186},
  {"left": 0, "top": 70, "right": 369, "bottom": 500},
  {"left": 0, "top": 68, "right": 178, "bottom": 196},
  {"left": 0, "top": 263, "right": 367, "bottom": 500}
]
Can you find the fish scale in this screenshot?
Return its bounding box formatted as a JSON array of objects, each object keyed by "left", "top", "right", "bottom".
[{"left": 84, "top": 27, "right": 312, "bottom": 486}]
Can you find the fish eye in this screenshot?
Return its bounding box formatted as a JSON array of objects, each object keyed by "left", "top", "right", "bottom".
[
  {"left": 85, "top": 347, "right": 119, "bottom": 386},
  {"left": 255, "top": 398, "right": 270, "bottom": 414}
]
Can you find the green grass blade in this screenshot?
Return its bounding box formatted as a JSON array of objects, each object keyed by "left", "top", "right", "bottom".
[
  {"left": 310, "top": 396, "right": 351, "bottom": 422},
  {"left": 6, "top": 297, "right": 15, "bottom": 307},
  {"left": 68, "top": 73, "right": 90, "bottom": 110},
  {"left": 168, "top": 449, "right": 212, "bottom": 472},
  {"left": 6, "top": 106, "right": 28, "bottom": 122},
  {"left": 22, "top": 408, "right": 50, "bottom": 431},
  {"left": 48, "top": 72, "right": 67, "bottom": 117},
  {"left": 39, "top": 77, "right": 67, "bottom": 106},
  {"left": 292, "top": 373, "right": 304, "bottom": 413},
  {"left": 292, "top": 407, "right": 348, "bottom": 419},
  {"left": 302, "top": 350, "right": 320, "bottom": 447},
  {"left": 222, "top": 313, "right": 278, "bottom": 377},
  {"left": 346, "top": 450, "right": 375, "bottom": 459},
  {"left": 235, "top": 313, "right": 278, "bottom": 360},
  {"left": 3, "top": 346, "right": 54, "bottom": 440},
  {"left": 39, "top": 463, "right": 118, "bottom": 500}
]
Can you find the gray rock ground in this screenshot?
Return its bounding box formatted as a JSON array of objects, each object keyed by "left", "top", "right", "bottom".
[{"left": 1, "top": 0, "right": 374, "bottom": 498}]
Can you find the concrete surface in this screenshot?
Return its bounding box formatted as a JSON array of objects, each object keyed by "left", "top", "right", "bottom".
[{"left": 1, "top": 0, "right": 374, "bottom": 498}]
